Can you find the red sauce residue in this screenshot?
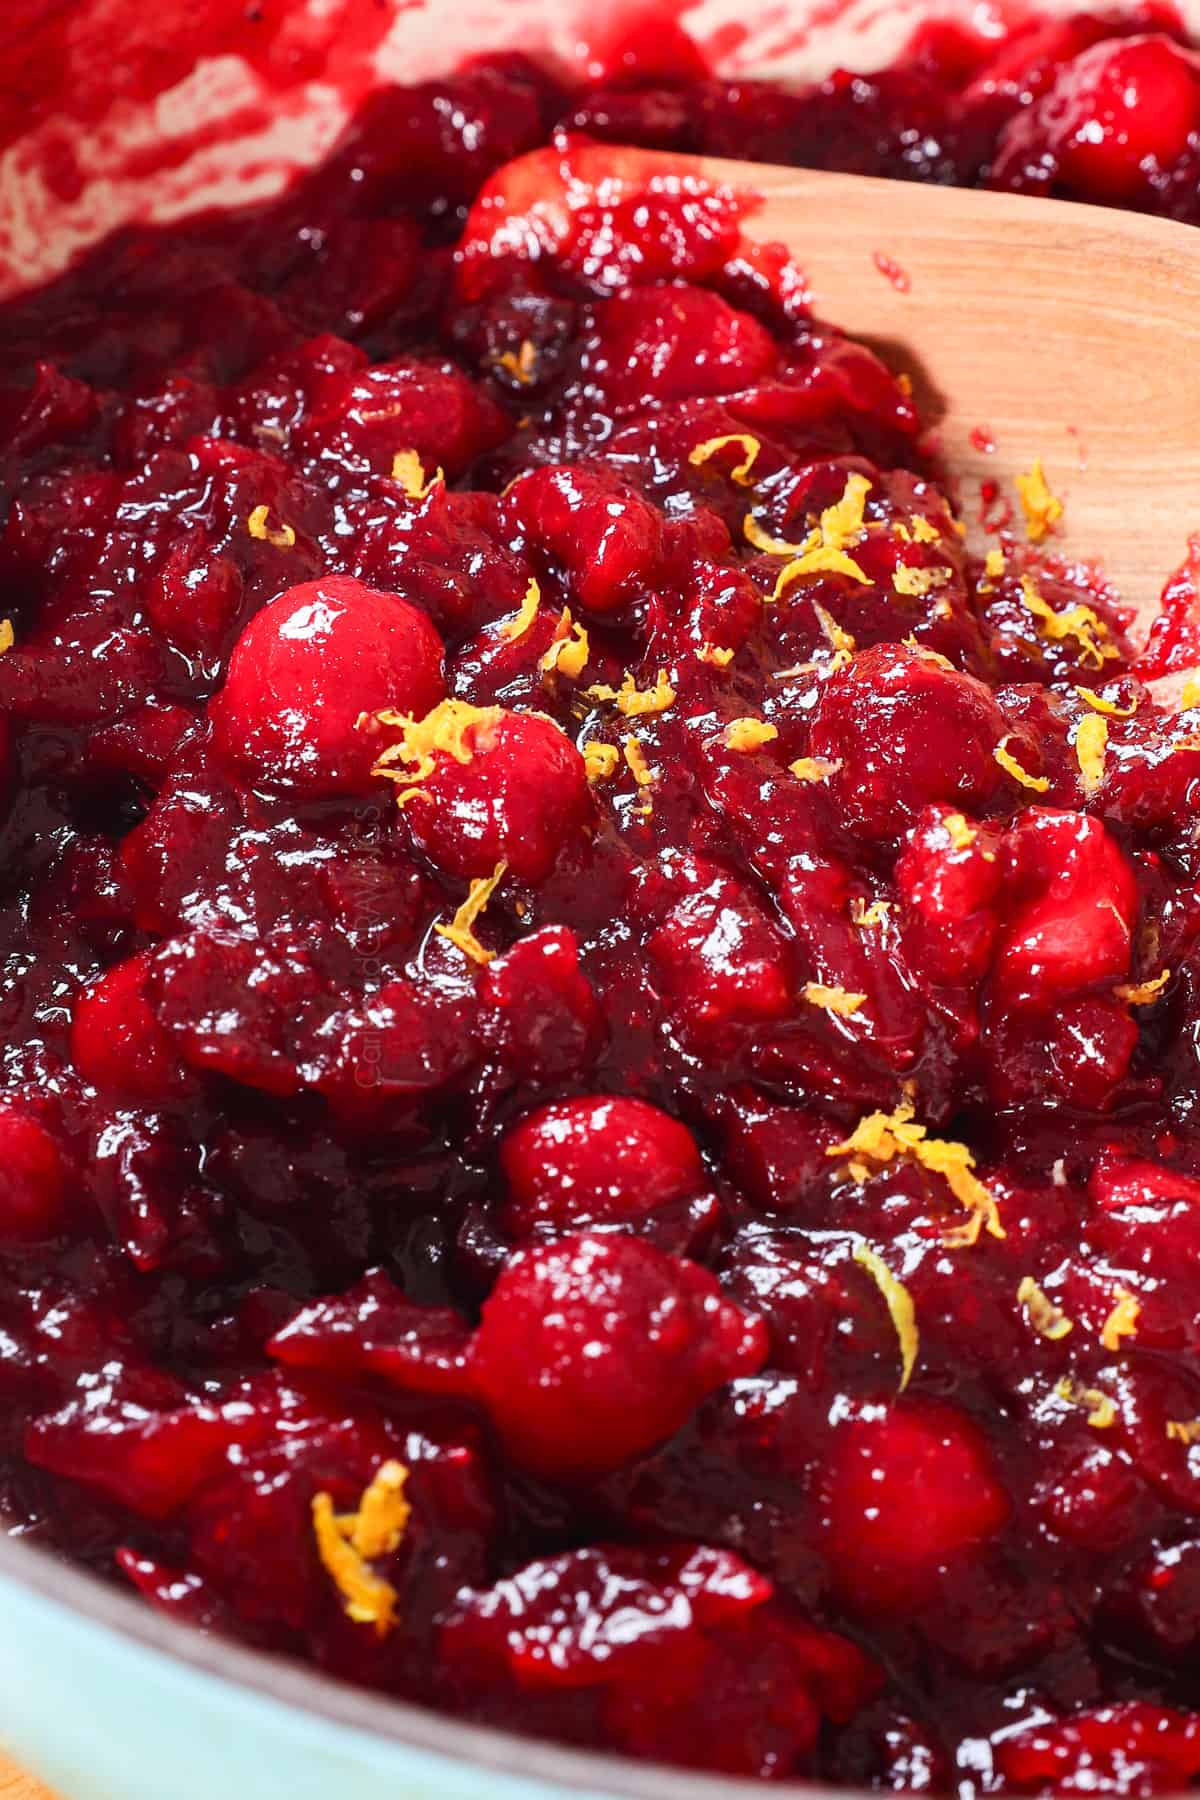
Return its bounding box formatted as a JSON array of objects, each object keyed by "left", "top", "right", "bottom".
[
  {"left": 1138, "top": 533, "right": 1200, "bottom": 678},
  {"left": 969, "top": 425, "right": 997, "bottom": 454},
  {"left": 1066, "top": 423, "right": 1089, "bottom": 470},
  {"left": 980, "top": 478, "right": 1014, "bottom": 532},
  {"left": 872, "top": 250, "right": 912, "bottom": 292}
]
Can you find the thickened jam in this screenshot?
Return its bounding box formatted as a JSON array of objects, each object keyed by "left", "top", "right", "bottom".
[{"left": 4, "top": 8, "right": 1200, "bottom": 1790}]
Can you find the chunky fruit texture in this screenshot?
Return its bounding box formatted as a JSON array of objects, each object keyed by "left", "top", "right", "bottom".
[{"left": 4, "top": 10, "right": 1200, "bottom": 1794}]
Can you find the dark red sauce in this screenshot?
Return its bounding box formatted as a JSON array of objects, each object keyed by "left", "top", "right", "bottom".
[{"left": 4, "top": 8, "right": 1200, "bottom": 1791}]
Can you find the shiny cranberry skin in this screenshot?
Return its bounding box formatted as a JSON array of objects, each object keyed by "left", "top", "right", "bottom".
[
  {"left": 821, "top": 1400, "right": 1010, "bottom": 1614},
  {"left": 1039, "top": 36, "right": 1200, "bottom": 200},
  {"left": 806, "top": 643, "right": 1008, "bottom": 842},
  {"left": 0, "top": 1105, "right": 68, "bottom": 1242},
  {"left": 471, "top": 1234, "right": 767, "bottom": 1477},
  {"left": 399, "top": 706, "right": 591, "bottom": 882},
  {"left": 210, "top": 576, "right": 445, "bottom": 797},
  {"left": 70, "top": 948, "right": 196, "bottom": 1105},
  {"left": 499, "top": 1095, "right": 706, "bottom": 1235}
]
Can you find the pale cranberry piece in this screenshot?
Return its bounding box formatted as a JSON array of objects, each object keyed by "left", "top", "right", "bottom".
[
  {"left": 210, "top": 576, "right": 445, "bottom": 798},
  {"left": 499, "top": 1095, "right": 705, "bottom": 1235},
  {"left": 471, "top": 1233, "right": 767, "bottom": 1477}
]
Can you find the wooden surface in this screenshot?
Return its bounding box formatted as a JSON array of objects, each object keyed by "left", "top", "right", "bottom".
[
  {"left": 0, "top": 1753, "right": 53, "bottom": 1800},
  {"left": 687, "top": 158, "right": 1200, "bottom": 636}
]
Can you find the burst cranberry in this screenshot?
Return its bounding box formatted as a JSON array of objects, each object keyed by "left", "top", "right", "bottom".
[
  {"left": 992, "top": 808, "right": 1137, "bottom": 1004},
  {"left": 647, "top": 868, "right": 794, "bottom": 1033},
  {"left": 807, "top": 644, "right": 1008, "bottom": 842},
  {"left": 582, "top": 287, "right": 777, "bottom": 411},
  {"left": 146, "top": 540, "right": 245, "bottom": 659},
  {"left": 70, "top": 948, "right": 195, "bottom": 1104},
  {"left": 476, "top": 927, "right": 602, "bottom": 1082},
  {"left": 295, "top": 358, "right": 510, "bottom": 481},
  {"left": 146, "top": 929, "right": 334, "bottom": 1098},
  {"left": 896, "top": 803, "right": 1004, "bottom": 986},
  {"left": 471, "top": 1234, "right": 766, "bottom": 1477},
  {"left": 210, "top": 576, "right": 445, "bottom": 798},
  {"left": 441, "top": 1541, "right": 878, "bottom": 1776},
  {"left": 503, "top": 465, "right": 665, "bottom": 615}
]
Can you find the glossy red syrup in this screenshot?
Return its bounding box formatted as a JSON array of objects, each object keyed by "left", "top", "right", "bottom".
[{"left": 4, "top": 9, "right": 1200, "bottom": 1792}]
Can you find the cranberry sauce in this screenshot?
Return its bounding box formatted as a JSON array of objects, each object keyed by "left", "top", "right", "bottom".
[{"left": 4, "top": 10, "right": 1200, "bottom": 1793}]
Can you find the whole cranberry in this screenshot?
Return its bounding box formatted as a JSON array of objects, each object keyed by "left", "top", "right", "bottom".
[
  {"left": 1040, "top": 35, "right": 1200, "bottom": 200},
  {"left": 210, "top": 576, "right": 445, "bottom": 798},
  {"left": 821, "top": 1399, "right": 1010, "bottom": 1613},
  {"left": 499, "top": 1095, "right": 706, "bottom": 1235},
  {"left": 399, "top": 704, "right": 590, "bottom": 883},
  {"left": 471, "top": 1233, "right": 766, "bottom": 1477}
]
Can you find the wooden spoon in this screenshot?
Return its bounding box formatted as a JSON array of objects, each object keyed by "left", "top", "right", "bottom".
[
  {"left": 505, "top": 148, "right": 1200, "bottom": 646},
  {"left": 700, "top": 160, "right": 1200, "bottom": 638}
]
